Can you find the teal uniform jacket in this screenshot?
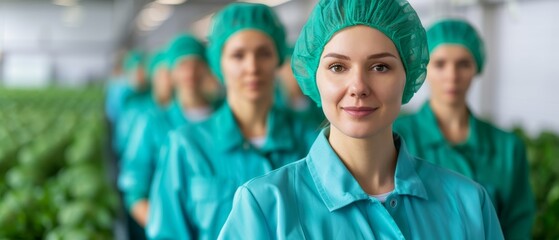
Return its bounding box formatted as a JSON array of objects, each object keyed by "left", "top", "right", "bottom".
[
  {"left": 146, "top": 103, "right": 319, "bottom": 240},
  {"left": 393, "top": 102, "right": 535, "bottom": 239},
  {"left": 105, "top": 78, "right": 133, "bottom": 125},
  {"left": 218, "top": 129, "right": 504, "bottom": 239},
  {"left": 118, "top": 100, "right": 204, "bottom": 211},
  {"left": 113, "top": 91, "right": 156, "bottom": 157}
]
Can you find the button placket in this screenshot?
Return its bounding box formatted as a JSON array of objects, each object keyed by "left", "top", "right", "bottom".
[{"left": 389, "top": 198, "right": 398, "bottom": 208}]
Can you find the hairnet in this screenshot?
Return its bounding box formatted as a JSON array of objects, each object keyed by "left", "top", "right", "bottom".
[
  {"left": 166, "top": 34, "right": 207, "bottom": 70},
  {"left": 292, "top": 0, "right": 429, "bottom": 105},
  {"left": 123, "top": 50, "right": 145, "bottom": 72},
  {"left": 207, "top": 3, "right": 287, "bottom": 83},
  {"left": 427, "top": 19, "right": 485, "bottom": 74},
  {"left": 147, "top": 49, "right": 168, "bottom": 81}
]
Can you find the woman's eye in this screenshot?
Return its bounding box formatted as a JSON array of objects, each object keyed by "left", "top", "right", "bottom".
[
  {"left": 371, "top": 64, "right": 389, "bottom": 72},
  {"left": 258, "top": 50, "right": 272, "bottom": 58},
  {"left": 457, "top": 60, "right": 473, "bottom": 69},
  {"left": 434, "top": 60, "right": 445, "bottom": 69},
  {"left": 328, "top": 64, "right": 345, "bottom": 73},
  {"left": 232, "top": 53, "right": 243, "bottom": 60}
]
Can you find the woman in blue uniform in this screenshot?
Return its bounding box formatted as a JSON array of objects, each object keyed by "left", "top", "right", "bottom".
[
  {"left": 113, "top": 50, "right": 155, "bottom": 157},
  {"left": 218, "top": 0, "right": 503, "bottom": 239},
  {"left": 118, "top": 34, "right": 215, "bottom": 227},
  {"left": 146, "top": 3, "right": 318, "bottom": 240},
  {"left": 393, "top": 19, "right": 535, "bottom": 239}
]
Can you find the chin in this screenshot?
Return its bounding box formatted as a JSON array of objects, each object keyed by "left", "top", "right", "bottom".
[
  {"left": 444, "top": 98, "right": 463, "bottom": 106},
  {"left": 335, "top": 124, "right": 384, "bottom": 139},
  {"left": 243, "top": 93, "right": 268, "bottom": 104}
]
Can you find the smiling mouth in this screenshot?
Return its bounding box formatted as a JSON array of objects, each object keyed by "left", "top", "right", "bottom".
[
  {"left": 342, "top": 106, "right": 378, "bottom": 118},
  {"left": 446, "top": 89, "right": 460, "bottom": 94},
  {"left": 246, "top": 81, "right": 263, "bottom": 89}
]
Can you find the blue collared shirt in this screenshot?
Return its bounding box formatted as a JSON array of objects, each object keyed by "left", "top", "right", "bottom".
[
  {"left": 113, "top": 90, "right": 156, "bottom": 156},
  {"left": 146, "top": 103, "right": 319, "bottom": 240},
  {"left": 218, "top": 128, "right": 504, "bottom": 239},
  {"left": 394, "top": 102, "right": 535, "bottom": 239},
  {"left": 118, "top": 100, "right": 210, "bottom": 210}
]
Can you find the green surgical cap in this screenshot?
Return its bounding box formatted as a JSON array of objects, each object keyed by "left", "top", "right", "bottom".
[
  {"left": 292, "top": 0, "right": 429, "bottom": 106},
  {"left": 123, "top": 50, "right": 145, "bottom": 72},
  {"left": 427, "top": 19, "right": 485, "bottom": 74},
  {"left": 285, "top": 43, "right": 295, "bottom": 58},
  {"left": 207, "top": 3, "right": 287, "bottom": 83},
  {"left": 166, "top": 34, "right": 206, "bottom": 70},
  {"left": 147, "top": 49, "right": 168, "bottom": 81}
]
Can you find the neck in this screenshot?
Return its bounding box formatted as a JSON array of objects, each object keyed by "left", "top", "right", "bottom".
[
  {"left": 328, "top": 126, "right": 397, "bottom": 195},
  {"left": 228, "top": 96, "right": 272, "bottom": 138},
  {"left": 289, "top": 92, "right": 307, "bottom": 107},
  {"left": 429, "top": 99, "right": 470, "bottom": 143},
  {"left": 154, "top": 94, "right": 171, "bottom": 107},
  {"left": 178, "top": 88, "right": 208, "bottom": 109}
]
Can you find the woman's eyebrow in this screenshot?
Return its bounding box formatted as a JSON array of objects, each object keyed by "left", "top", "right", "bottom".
[
  {"left": 322, "top": 52, "right": 397, "bottom": 60},
  {"left": 322, "top": 53, "right": 350, "bottom": 60},
  {"left": 367, "top": 52, "right": 397, "bottom": 59}
]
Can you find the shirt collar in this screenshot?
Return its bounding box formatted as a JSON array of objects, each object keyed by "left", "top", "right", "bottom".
[
  {"left": 165, "top": 100, "right": 189, "bottom": 127},
  {"left": 216, "top": 103, "right": 295, "bottom": 153},
  {"left": 418, "top": 101, "right": 486, "bottom": 151},
  {"left": 307, "top": 128, "right": 428, "bottom": 212},
  {"left": 416, "top": 102, "right": 446, "bottom": 146}
]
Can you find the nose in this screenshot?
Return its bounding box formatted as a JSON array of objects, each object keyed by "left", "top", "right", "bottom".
[
  {"left": 348, "top": 69, "right": 371, "bottom": 99},
  {"left": 244, "top": 53, "right": 258, "bottom": 74},
  {"left": 444, "top": 64, "right": 459, "bottom": 83}
]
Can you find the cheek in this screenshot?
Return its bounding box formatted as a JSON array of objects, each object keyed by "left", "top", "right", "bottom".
[
  {"left": 171, "top": 70, "right": 182, "bottom": 84},
  {"left": 221, "top": 59, "right": 241, "bottom": 81},
  {"left": 261, "top": 59, "right": 279, "bottom": 78},
  {"left": 460, "top": 70, "right": 476, "bottom": 86},
  {"left": 426, "top": 74, "right": 443, "bottom": 91},
  {"left": 317, "top": 74, "right": 343, "bottom": 112},
  {"left": 163, "top": 76, "right": 172, "bottom": 88},
  {"left": 376, "top": 77, "right": 405, "bottom": 104},
  {"left": 222, "top": 64, "right": 239, "bottom": 89}
]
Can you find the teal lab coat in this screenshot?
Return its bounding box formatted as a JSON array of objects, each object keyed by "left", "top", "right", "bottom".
[
  {"left": 113, "top": 91, "right": 156, "bottom": 156},
  {"left": 393, "top": 102, "right": 535, "bottom": 239},
  {"left": 218, "top": 129, "right": 504, "bottom": 239},
  {"left": 146, "top": 103, "right": 319, "bottom": 240},
  {"left": 118, "top": 100, "right": 205, "bottom": 210}
]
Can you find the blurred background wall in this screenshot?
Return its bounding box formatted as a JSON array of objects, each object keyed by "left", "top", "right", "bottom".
[{"left": 0, "top": 0, "right": 557, "bottom": 135}]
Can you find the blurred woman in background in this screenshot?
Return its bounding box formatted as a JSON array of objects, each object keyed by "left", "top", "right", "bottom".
[
  {"left": 219, "top": 1, "right": 503, "bottom": 239},
  {"left": 118, "top": 34, "right": 215, "bottom": 228},
  {"left": 113, "top": 51, "right": 155, "bottom": 158},
  {"left": 146, "top": 3, "right": 318, "bottom": 239},
  {"left": 393, "top": 19, "right": 535, "bottom": 239}
]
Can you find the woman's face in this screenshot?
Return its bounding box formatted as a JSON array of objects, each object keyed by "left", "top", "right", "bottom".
[
  {"left": 171, "top": 57, "right": 206, "bottom": 92},
  {"left": 427, "top": 45, "right": 477, "bottom": 106},
  {"left": 129, "top": 66, "right": 147, "bottom": 90},
  {"left": 153, "top": 66, "right": 173, "bottom": 103},
  {"left": 221, "top": 30, "right": 279, "bottom": 104},
  {"left": 316, "top": 25, "right": 406, "bottom": 139}
]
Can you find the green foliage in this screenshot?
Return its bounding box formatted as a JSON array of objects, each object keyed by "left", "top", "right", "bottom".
[
  {"left": 514, "top": 127, "right": 559, "bottom": 239},
  {"left": 0, "top": 87, "right": 118, "bottom": 239}
]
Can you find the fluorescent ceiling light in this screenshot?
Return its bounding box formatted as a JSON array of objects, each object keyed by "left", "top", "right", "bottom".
[
  {"left": 137, "top": 2, "right": 174, "bottom": 32},
  {"left": 145, "top": 2, "right": 173, "bottom": 22},
  {"left": 193, "top": 13, "right": 215, "bottom": 40},
  {"left": 62, "top": 5, "right": 83, "bottom": 27},
  {"left": 53, "top": 0, "right": 78, "bottom": 7},
  {"left": 156, "top": 0, "right": 187, "bottom": 5},
  {"left": 237, "top": 0, "right": 292, "bottom": 7}
]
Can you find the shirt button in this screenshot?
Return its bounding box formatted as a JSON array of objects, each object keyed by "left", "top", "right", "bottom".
[{"left": 389, "top": 199, "right": 398, "bottom": 208}]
